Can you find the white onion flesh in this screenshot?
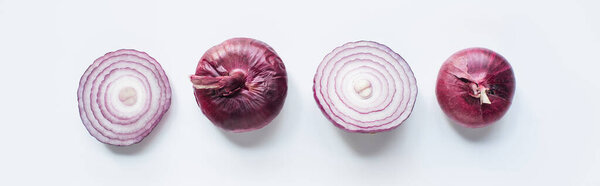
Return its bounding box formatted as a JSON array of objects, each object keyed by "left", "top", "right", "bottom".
[
  {"left": 314, "top": 41, "right": 418, "bottom": 133},
  {"left": 77, "top": 49, "right": 171, "bottom": 146}
]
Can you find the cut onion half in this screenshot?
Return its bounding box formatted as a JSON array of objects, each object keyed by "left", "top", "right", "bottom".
[
  {"left": 77, "top": 49, "right": 171, "bottom": 146},
  {"left": 313, "top": 41, "right": 418, "bottom": 133}
]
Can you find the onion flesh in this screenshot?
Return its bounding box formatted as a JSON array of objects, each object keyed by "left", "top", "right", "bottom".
[
  {"left": 436, "top": 48, "right": 515, "bottom": 127},
  {"left": 190, "top": 38, "right": 287, "bottom": 132},
  {"left": 313, "top": 41, "right": 418, "bottom": 133},
  {"left": 77, "top": 49, "right": 171, "bottom": 146}
]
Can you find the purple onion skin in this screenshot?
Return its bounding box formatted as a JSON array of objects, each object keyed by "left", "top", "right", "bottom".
[
  {"left": 191, "top": 38, "right": 287, "bottom": 132},
  {"left": 436, "top": 48, "right": 515, "bottom": 128}
]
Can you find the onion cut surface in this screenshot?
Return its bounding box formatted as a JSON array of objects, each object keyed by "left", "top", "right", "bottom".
[
  {"left": 191, "top": 38, "right": 287, "bottom": 132},
  {"left": 314, "top": 41, "right": 418, "bottom": 133},
  {"left": 77, "top": 49, "right": 171, "bottom": 146}
]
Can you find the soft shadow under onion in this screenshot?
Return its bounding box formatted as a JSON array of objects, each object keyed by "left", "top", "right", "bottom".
[
  {"left": 219, "top": 110, "right": 284, "bottom": 147},
  {"left": 337, "top": 122, "right": 406, "bottom": 157},
  {"left": 447, "top": 117, "right": 497, "bottom": 142}
]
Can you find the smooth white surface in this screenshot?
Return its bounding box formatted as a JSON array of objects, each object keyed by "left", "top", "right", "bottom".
[{"left": 1, "top": 0, "right": 599, "bottom": 185}]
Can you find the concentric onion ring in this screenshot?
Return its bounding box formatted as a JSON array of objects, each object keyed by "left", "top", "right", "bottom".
[
  {"left": 77, "top": 49, "right": 171, "bottom": 146},
  {"left": 313, "top": 41, "right": 418, "bottom": 133}
]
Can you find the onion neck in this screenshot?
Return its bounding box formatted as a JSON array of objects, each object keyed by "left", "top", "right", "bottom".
[
  {"left": 479, "top": 87, "right": 491, "bottom": 104},
  {"left": 191, "top": 70, "right": 246, "bottom": 96},
  {"left": 470, "top": 83, "right": 491, "bottom": 105}
]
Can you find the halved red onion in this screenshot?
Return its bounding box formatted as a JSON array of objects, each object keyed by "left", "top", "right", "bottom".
[
  {"left": 77, "top": 49, "right": 171, "bottom": 146},
  {"left": 190, "top": 38, "right": 287, "bottom": 132},
  {"left": 314, "top": 41, "right": 418, "bottom": 133},
  {"left": 436, "top": 48, "right": 515, "bottom": 127}
]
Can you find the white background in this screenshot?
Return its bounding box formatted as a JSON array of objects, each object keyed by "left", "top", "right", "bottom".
[{"left": 1, "top": 0, "right": 599, "bottom": 185}]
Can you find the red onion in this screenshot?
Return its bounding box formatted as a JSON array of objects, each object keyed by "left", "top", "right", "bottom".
[
  {"left": 190, "top": 38, "right": 287, "bottom": 132},
  {"left": 313, "top": 41, "right": 418, "bottom": 133},
  {"left": 436, "top": 48, "right": 515, "bottom": 127},
  {"left": 77, "top": 49, "right": 171, "bottom": 146}
]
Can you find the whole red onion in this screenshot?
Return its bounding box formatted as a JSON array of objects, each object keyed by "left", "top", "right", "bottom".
[
  {"left": 436, "top": 48, "right": 515, "bottom": 127},
  {"left": 190, "top": 38, "right": 287, "bottom": 132}
]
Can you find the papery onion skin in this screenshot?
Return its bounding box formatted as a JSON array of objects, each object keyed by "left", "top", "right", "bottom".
[
  {"left": 191, "top": 38, "right": 287, "bottom": 132},
  {"left": 313, "top": 41, "right": 418, "bottom": 133},
  {"left": 436, "top": 48, "right": 515, "bottom": 128},
  {"left": 77, "top": 49, "right": 171, "bottom": 146}
]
